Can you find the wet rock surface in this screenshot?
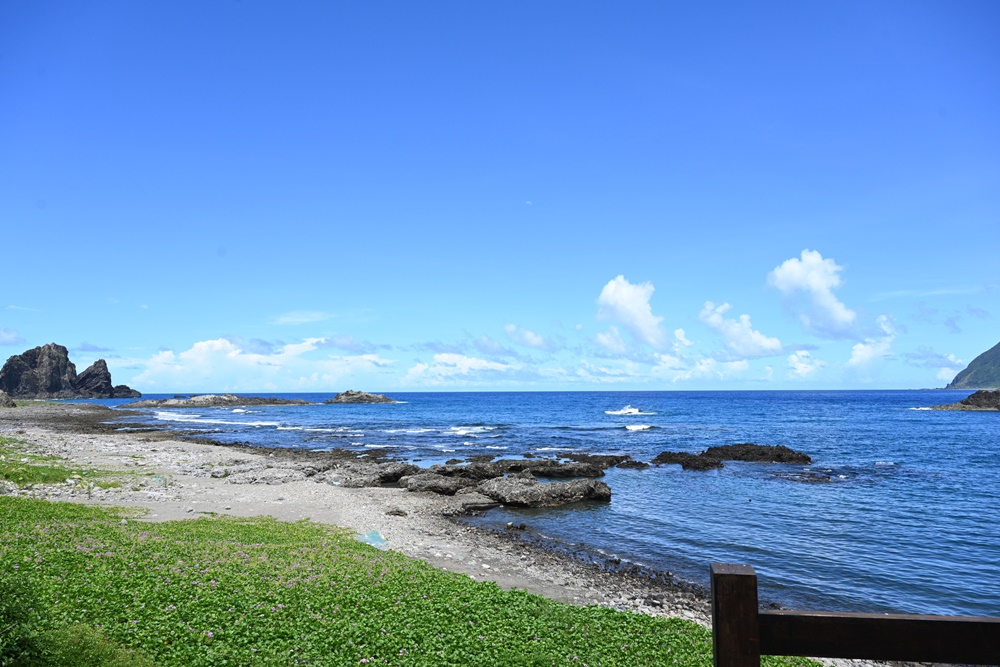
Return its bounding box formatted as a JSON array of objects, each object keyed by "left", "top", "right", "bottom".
[
  {"left": 651, "top": 451, "right": 724, "bottom": 470},
  {"left": 324, "top": 390, "right": 397, "bottom": 404}
]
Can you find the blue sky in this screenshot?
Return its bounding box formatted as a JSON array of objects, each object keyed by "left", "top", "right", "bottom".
[{"left": 2, "top": 1, "right": 997, "bottom": 392}]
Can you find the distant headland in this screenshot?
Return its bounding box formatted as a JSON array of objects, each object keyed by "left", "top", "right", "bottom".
[{"left": 946, "top": 339, "right": 1000, "bottom": 389}]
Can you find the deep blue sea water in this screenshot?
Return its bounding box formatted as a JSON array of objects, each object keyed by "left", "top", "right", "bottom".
[{"left": 88, "top": 390, "right": 999, "bottom": 617}]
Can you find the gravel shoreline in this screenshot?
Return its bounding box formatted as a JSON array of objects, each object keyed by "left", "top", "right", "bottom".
[{"left": 0, "top": 402, "right": 710, "bottom": 626}]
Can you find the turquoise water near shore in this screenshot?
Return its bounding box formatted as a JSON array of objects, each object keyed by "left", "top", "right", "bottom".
[{"left": 95, "top": 390, "right": 998, "bottom": 617}]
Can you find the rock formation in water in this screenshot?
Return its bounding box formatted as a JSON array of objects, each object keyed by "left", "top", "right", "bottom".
[
  {"left": 947, "top": 340, "right": 1000, "bottom": 389},
  {"left": 652, "top": 443, "right": 811, "bottom": 471},
  {"left": 324, "top": 390, "right": 397, "bottom": 404},
  {"left": 931, "top": 388, "right": 1000, "bottom": 411},
  {"left": 122, "top": 394, "right": 314, "bottom": 408},
  {"left": 0, "top": 343, "right": 140, "bottom": 399}
]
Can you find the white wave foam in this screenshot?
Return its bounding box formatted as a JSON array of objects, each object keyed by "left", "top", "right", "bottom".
[
  {"left": 383, "top": 428, "right": 435, "bottom": 434},
  {"left": 535, "top": 447, "right": 572, "bottom": 451},
  {"left": 485, "top": 445, "right": 508, "bottom": 450},
  {"left": 153, "top": 412, "right": 279, "bottom": 428},
  {"left": 626, "top": 424, "right": 652, "bottom": 431},
  {"left": 232, "top": 408, "right": 248, "bottom": 413},
  {"left": 908, "top": 407, "right": 933, "bottom": 411},
  {"left": 875, "top": 461, "right": 895, "bottom": 466},
  {"left": 277, "top": 426, "right": 304, "bottom": 431}
]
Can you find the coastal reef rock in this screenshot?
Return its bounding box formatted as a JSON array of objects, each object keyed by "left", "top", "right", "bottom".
[
  {"left": 476, "top": 476, "right": 612, "bottom": 507},
  {"left": 932, "top": 389, "right": 1000, "bottom": 411},
  {"left": 0, "top": 390, "right": 16, "bottom": 408},
  {"left": 324, "top": 390, "right": 397, "bottom": 404},
  {"left": 122, "top": 394, "right": 314, "bottom": 408},
  {"left": 319, "top": 462, "right": 420, "bottom": 488},
  {"left": 946, "top": 339, "right": 1000, "bottom": 389},
  {"left": 651, "top": 452, "right": 724, "bottom": 471},
  {"left": 0, "top": 343, "right": 140, "bottom": 399},
  {"left": 653, "top": 444, "right": 811, "bottom": 471},
  {"left": 398, "top": 473, "right": 479, "bottom": 496}
]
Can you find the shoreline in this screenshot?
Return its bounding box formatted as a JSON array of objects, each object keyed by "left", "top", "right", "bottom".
[{"left": 0, "top": 402, "right": 710, "bottom": 626}]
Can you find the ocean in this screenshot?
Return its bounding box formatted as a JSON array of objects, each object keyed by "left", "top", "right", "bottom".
[{"left": 91, "top": 390, "right": 998, "bottom": 617}]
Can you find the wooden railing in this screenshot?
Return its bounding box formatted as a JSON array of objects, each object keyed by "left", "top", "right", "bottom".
[{"left": 710, "top": 563, "right": 1000, "bottom": 667}]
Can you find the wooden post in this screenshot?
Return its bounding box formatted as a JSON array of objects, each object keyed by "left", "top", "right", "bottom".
[{"left": 711, "top": 563, "right": 761, "bottom": 667}]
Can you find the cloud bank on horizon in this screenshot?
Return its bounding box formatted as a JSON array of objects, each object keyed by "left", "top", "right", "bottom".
[{"left": 4, "top": 249, "right": 976, "bottom": 393}]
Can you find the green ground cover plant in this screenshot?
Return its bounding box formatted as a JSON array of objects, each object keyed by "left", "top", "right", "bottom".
[
  {"left": 0, "top": 497, "right": 819, "bottom": 666},
  {"left": 0, "top": 437, "right": 120, "bottom": 488}
]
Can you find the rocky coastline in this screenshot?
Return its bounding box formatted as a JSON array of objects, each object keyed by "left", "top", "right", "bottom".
[{"left": 0, "top": 402, "right": 712, "bottom": 625}]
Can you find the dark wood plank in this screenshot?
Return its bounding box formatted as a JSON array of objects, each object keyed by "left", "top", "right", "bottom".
[
  {"left": 759, "top": 609, "right": 1000, "bottom": 664},
  {"left": 710, "top": 563, "right": 761, "bottom": 667}
]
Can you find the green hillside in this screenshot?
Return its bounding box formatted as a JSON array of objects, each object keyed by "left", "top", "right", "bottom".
[{"left": 947, "top": 339, "right": 1000, "bottom": 389}]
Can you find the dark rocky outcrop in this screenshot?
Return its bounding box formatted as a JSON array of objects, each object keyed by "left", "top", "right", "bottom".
[
  {"left": 112, "top": 385, "right": 142, "bottom": 399},
  {"left": 702, "top": 444, "right": 812, "bottom": 464},
  {"left": 122, "top": 394, "right": 314, "bottom": 408},
  {"left": 0, "top": 390, "right": 16, "bottom": 408},
  {"left": 74, "top": 359, "right": 114, "bottom": 397},
  {"left": 615, "top": 459, "right": 650, "bottom": 470},
  {"left": 0, "top": 343, "right": 140, "bottom": 399},
  {"left": 947, "top": 340, "right": 1000, "bottom": 389},
  {"left": 324, "top": 390, "right": 396, "bottom": 404},
  {"left": 653, "top": 444, "right": 811, "bottom": 471},
  {"left": 651, "top": 451, "right": 724, "bottom": 470},
  {"left": 932, "top": 389, "right": 1000, "bottom": 411},
  {"left": 527, "top": 462, "right": 605, "bottom": 478},
  {"left": 476, "top": 476, "right": 612, "bottom": 507}
]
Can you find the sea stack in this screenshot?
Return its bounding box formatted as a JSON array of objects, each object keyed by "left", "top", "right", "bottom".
[{"left": 0, "top": 343, "right": 141, "bottom": 399}]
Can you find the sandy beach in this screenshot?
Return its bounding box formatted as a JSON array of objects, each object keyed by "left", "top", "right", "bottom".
[{"left": 0, "top": 402, "right": 710, "bottom": 626}]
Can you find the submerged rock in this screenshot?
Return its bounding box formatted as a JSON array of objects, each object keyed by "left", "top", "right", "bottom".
[
  {"left": 324, "top": 390, "right": 396, "bottom": 404},
  {"left": 476, "top": 476, "right": 612, "bottom": 507}
]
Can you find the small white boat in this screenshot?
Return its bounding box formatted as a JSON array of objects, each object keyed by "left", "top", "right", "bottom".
[{"left": 605, "top": 405, "right": 641, "bottom": 415}]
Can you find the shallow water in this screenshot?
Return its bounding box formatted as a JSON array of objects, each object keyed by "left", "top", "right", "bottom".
[{"left": 93, "top": 389, "right": 1000, "bottom": 616}]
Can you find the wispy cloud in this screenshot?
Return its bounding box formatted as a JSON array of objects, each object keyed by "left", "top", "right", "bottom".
[
  {"left": 504, "top": 324, "right": 555, "bottom": 351},
  {"left": 787, "top": 350, "right": 824, "bottom": 378},
  {"left": 769, "top": 249, "right": 857, "bottom": 338},
  {"left": 130, "top": 338, "right": 394, "bottom": 391},
  {"left": 848, "top": 315, "right": 896, "bottom": 367},
  {"left": 0, "top": 328, "right": 26, "bottom": 346},
  {"left": 6, "top": 305, "right": 38, "bottom": 312},
  {"left": 273, "top": 311, "right": 333, "bottom": 325},
  {"left": 698, "top": 301, "right": 783, "bottom": 358},
  {"left": 74, "top": 342, "right": 113, "bottom": 353},
  {"left": 403, "top": 353, "right": 517, "bottom": 386}
]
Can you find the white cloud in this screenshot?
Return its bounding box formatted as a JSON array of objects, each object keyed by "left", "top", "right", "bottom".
[
  {"left": 504, "top": 324, "right": 550, "bottom": 349},
  {"left": 768, "top": 250, "right": 857, "bottom": 337},
  {"left": 0, "top": 328, "right": 25, "bottom": 346},
  {"left": 787, "top": 350, "right": 824, "bottom": 378},
  {"left": 936, "top": 367, "right": 958, "bottom": 381},
  {"left": 597, "top": 275, "right": 666, "bottom": 348},
  {"left": 130, "top": 337, "right": 394, "bottom": 391},
  {"left": 848, "top": 315, "right": 896, "bottom": 367},
  {"left": 273, "top": 311, "right": 333, "bottom": 325},
  {"left": 698, "top": 302, "right": 783, "bottom": 358},
  {"left": 595, "top": 326, "right": 628, "bottom": 355},
  {"left": 403, "top": 353, "right": 516, "bottom": 386},
  {"left": 673, "top": 329, "right": 694, "bottom": 350}
]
